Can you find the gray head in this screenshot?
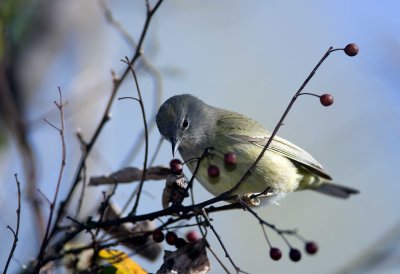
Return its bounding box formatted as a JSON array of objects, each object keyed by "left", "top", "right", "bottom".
[{"left": 156, "top": 94, "right": 216, "bottom": 156}]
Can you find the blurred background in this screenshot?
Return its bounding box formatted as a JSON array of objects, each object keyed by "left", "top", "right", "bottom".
[{"left": 1, "top": 0, "right": 399, "bottom": 273}]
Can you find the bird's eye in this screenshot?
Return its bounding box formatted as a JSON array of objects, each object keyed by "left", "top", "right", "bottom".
[{"left": 182, "top": 119, "right": 189, "bottom": 129}]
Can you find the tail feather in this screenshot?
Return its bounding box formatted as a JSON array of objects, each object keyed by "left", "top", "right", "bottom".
[{"left": 312, "top": 183, "right": 359, "bottom": 199}]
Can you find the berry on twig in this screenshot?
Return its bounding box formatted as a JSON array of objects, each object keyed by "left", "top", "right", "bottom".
[
  {"left": 320, "top": 94, "right": 334, "bottom": 107},
  {"left": 186, "top": 230, "right": 200, "bottom": 242},
  {"left": 269, "top": 247, "right": 282, "bottom": 261},
  {"left": 170, "top": 159, "right": 183, "bottom": 175},
  {"left": 289, "top": 248, "right": 301, "bottom": 262},
  {"left": 152, "top": 230, "right": 165, "bottom": 243},
  {"left": 305, "top": 241, "right": 318, "bottom": 255},
  {"left": 344, "top": 43, "right": 359, "bottom": 57},
  {"left": 166, "top": 231, "right": 178, "bottom": 245}
]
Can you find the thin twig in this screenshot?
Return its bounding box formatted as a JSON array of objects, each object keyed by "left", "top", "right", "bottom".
[
  {"left": 206, "top": 244, "right": 231, "bottom": 274},
  {"left": 95, "top": 186, "right": 118, "bottom": 236},
  {"left": 236, "top": 197, "right": 298, "bottom": 242},
  {"left": 225, "top": 47, "right": 335, "bottom": 196},
  {"left": 3, "top": 174, "right": 21, "bottom": 274},
  {"left": 98, "top": 0, "right": 136, "bottom": 47},
  {"left": 35, "top": 88, "right": 67, "bottom": 272},
  {"left": 201, "top": 209, "right": 248, "bottom": 274},
  {"left": 75, "top": 130, "right": 88, "bottom": 218},
  {"left": 123, "top": 58, "right": 150, "bottom": 215},
  {"left": 120, "top": 137, "right": 164, "bottom": 215},
  {"left": 37, "top": 189, "right": 52, "bottom": 206}
]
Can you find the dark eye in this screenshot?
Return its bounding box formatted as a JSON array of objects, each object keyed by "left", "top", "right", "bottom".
[{"left": 182, "top": 119, "right": 189, "bottom": 129}]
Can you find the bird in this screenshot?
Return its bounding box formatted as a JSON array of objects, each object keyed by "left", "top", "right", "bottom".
[{"left": 156, "top": 94, "right": 358, "bottom": 204}]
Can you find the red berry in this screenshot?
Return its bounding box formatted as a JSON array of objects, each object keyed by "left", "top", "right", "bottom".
[
  {"left": 344, "top": 43, "right": 359, "bottom": 57},
  {"left": 186, "top": 230, "right": 200, "bottom": 242},
  {"left": 170, "top": 159, "right": 183, "bottom": 175},
  {"left": 289, "top": 248, "right": 301, "bottom": 262},
  {"left": 269, "top": 247, "right": 282, "bottom": 261},
  {"left": 320, "top": 94, "right": 334, "bottom": 107},
  {"left": 152, "top": 230, "right": 165, "bottom": 243},
  {"left": 165, "top": 231, "right": 178, "bottom": 245},
  {"left": 224, "top": 152, "right": 237, "bottom": 167},
  {"left": 207, "top": 165, "right": 220, "bottom": 178},
  {"left": 305, "top": 241, "right": 318, "bottom": 255},
  {"left": 174, "top": 238, "right": 187, "bottom": 249}
]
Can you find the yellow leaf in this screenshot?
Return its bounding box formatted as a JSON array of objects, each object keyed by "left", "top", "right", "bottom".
[{"left": 99, "top": 249, "right": 147, "bottom": 274}]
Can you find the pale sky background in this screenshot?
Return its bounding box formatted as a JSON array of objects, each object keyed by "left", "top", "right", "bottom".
[{"left": 1, "top": 1, "right": 400, "bottom": 273}]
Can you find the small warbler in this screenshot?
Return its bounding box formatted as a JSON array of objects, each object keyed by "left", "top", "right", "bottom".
[{"left": 156, "top": 94, "right": 358, "bottom": 203}]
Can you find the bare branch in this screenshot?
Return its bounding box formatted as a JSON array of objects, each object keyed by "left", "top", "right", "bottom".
[
  {"left": 3, "top": 174, "right": 22, "bottom": 274},
  {"left": 37, "top": 189, "right": 52, "bottom": 206},
  {"left": 35, "top": 88, "right": 67, "bottom": 272},
  {"left": 201, "top": 209, "right": 247, "bottom": 274},
  {"left": 75, "top": 130, "right": 88, "bottom": 218},
  {"left": 122, "top": 58, "right": 150, "bottom": 215}
]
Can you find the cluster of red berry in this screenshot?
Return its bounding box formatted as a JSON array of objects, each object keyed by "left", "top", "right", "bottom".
[
  {"left": 269, "top": 241, "right": 318, "bottom": 262},
  {"left": 152, "top": 230, "right": 200, "bottom": 249},
  {"left": 169, "top": 152, "right": 237, "bottom": 179}
]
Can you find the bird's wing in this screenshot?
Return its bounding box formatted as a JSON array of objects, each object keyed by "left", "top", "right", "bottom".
[
  {"left": 216, "top": 110, "right": 332, "bottom": 179},
  {"left": 228, "top": 133, "right": 332, "bottom": 180}
]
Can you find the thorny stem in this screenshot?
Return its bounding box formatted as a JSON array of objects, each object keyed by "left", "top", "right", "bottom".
[
  {"left": 3, "top": 174, "right": 21, "bottom": 274},
  {"left": 225, "top": 47, "right": 335, "bottom": 196}
]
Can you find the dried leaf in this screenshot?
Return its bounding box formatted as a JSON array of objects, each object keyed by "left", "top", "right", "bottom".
[
  {"left": 162, "top": 174, "right": 189, "bottom": 209},
  {"left": 102, "top": 203, "right": 162, "bottom": 261},
  {"left": 156, "top": 239, "right": 210, "bottom": 274},
  {"left": 89, "top": 166, "right": 170, "bottom": 186}
]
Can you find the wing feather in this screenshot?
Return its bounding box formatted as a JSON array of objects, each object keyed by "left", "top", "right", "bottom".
[
  {"left": 228, "top": 133, "right": 332, "bottom": 179},
  {"left": 216, "top": 110, "right": 332, "bottom": 180}
]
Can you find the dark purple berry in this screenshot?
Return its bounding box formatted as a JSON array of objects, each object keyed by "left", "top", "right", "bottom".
[
  {"left": 152, "top": 230, "right": 165, "bottom": 243},
  {"left": 289, "top": 248, "right": 301, "bottom": 262},
  {"left": 269, "top": 247, "right": 282, "bottom": 261},
  {"left": 344, "top": 43, "right": 359, "bottom": 57},
  {"left": 320, "top": 94, "right": 334, "bottom": 107},
  {"left": 186, "top": 230, "right": 200, "bottom": 242},
  {"left": 170, "top": 159, "right": 183, "bottom": 175},
  {"left": 174, "top": 238, "right": 187, "bottom": 249},
  {"left": 208, "top": 165, "right": 220, "bottom": 178},
  {"left": 305, "top": 241, "right": 318, "bottom": 255},
  {"left": 165, "top": 231, "right": 178, "bottom": 245},
  {"left": 224, "top": 152, "right": 237, "bottom": 167}
]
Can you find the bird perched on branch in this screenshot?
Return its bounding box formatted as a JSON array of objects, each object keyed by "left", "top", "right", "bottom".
[{"left": 156, "top": 94, "right": 358, "bottom": 204}]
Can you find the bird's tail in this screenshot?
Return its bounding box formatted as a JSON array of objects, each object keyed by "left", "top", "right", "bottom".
[{"left": 312, "top": 183, "right": 359, "bottom": 199}]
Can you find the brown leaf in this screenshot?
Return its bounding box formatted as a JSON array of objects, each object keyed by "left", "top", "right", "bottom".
[
  {"left": 89, "top": 166, "right": 170, "bottom": 186},
  {"left": 156, "top": 239, "right": 210, "bottom": 274},
  {"left": 102, "top": 203, "right": 162, "bottom": 261}
]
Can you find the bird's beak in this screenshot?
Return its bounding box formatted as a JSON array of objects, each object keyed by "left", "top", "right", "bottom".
[{"left": 171, "top": 137, "right": 181, "bottom": 157}]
